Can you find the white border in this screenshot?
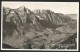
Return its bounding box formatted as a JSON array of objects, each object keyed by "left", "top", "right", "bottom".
[{"left": 1, "top": 1, "right": 79, "bottom": 51}]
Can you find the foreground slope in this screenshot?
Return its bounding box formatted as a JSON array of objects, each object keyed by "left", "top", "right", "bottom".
[{"left": 3, "top": 6, "right": 77, "bottom": 49}]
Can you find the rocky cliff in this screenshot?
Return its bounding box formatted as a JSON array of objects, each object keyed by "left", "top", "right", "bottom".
[{"left": 2, "top": 6, "right": 77, "bottom": 49}]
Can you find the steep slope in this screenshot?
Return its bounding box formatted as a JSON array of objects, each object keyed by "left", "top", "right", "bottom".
[
  {"left": 2, "top": 6, "right": 77, "bottom": 49},
  {"left": 33, "top": 10, "right": 72, "bottom": 24}
]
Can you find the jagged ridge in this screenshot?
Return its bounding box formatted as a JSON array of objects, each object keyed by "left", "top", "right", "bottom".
[{"left": 3, "top": 6, "right": 77, "bottom": 49}]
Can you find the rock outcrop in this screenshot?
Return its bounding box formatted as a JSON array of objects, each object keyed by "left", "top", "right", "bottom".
[{"left": 2, "top": 6, "right": 77, "bottom": 49}]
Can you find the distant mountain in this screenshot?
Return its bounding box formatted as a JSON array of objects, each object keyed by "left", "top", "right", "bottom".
[
  {"left": 2, "top": 6, "right": 77, "bottom": 49},
  {"left": 66, "top": 14, "right": 77, "bottom": 20}
]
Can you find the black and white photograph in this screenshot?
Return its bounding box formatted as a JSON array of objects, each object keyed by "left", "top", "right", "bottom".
[{"left": 1, "top": 1, "right": 79, "bottom": 51}]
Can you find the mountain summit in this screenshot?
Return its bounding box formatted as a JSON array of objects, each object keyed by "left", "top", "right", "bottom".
[{"left": 3, "top": 6, "right": 77, "bottom": 49}]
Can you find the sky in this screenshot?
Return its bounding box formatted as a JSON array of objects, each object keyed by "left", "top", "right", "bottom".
[{"left": 2, "top": 2, "right": 79, "bottom": 14}]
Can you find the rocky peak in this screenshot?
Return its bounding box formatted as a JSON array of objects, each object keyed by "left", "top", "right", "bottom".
[
  {"left": 17, "top": 6, "right": 31, "bottom": 14},
  {"left": 3, "top": 6, "right": 77, "bottom": 49},
  {"left": 33, "top": 9, "right": 54, "bottom": 14}
]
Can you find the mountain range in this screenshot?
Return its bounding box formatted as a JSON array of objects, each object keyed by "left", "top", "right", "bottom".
[
  {"left": 2, "top": 6, "right": 77, "bottom": 49},
  {"left": 66, "top": 14, "right": 77, "bottom": 20}
]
